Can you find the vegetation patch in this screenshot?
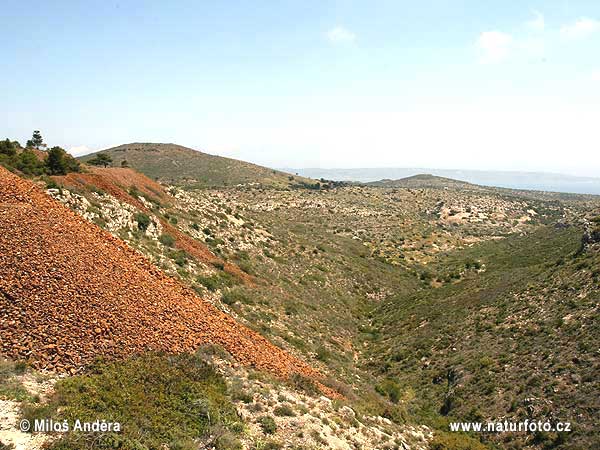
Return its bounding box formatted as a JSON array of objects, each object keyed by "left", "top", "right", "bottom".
[
  {"left": 21, "top": 353, "right": 242, "bottom": 450},
  {"left": 258, "top": 416, "right": 277, "bottom": 435}
]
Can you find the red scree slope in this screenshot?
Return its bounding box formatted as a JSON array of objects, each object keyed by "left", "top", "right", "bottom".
[
  {"left": 0, "top": 167, "right": 319, "bottom": 382},
  {"left": 54, "top": 167, "right": 254, "bottom": 284}
]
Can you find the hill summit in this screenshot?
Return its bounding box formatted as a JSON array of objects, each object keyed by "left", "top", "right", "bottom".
[
  {"left": 80, "top": 143, "right": 306, "bottom": 188},
  {"left": 368, "top": 173, "right": 479, "bottom": 190}
]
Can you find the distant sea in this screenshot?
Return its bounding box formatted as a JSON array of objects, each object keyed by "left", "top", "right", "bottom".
[{"left": 283, "top": 168, "right": 600, "bottom": 196}]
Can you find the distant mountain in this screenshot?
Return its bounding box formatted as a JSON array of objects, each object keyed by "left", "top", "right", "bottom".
[
  {"left": 286, "top": 167, "right": 600, "bottom": 195},
  {"left": 81, "top": 143, "right": 308, "bottom": 188}
]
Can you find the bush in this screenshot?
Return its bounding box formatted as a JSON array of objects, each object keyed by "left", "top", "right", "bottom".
[
  {"left": 171, "top": 250, "right": 188, "bottom": 267},
  {"left": 289, "top": 372, "right": 321, "bottom": 395},
  {"left": 429, "top": 431, "right": 487, "bottom": 450},
  {"left": 135, "top": 213, "right": 151, "bottom": 232},
  {"left": 375, "top": 379, "right": 402, "bottom": 403},
  {"left": 237, "top": 260, "right": 253, "bottom": 275},
  {"left": 43, "top": 177, "right": 60, "bottom": 189},
  {"left": 315, "top": 345, "right": 331, "bottom": 362},
  {"left": 420, "top": 271, "right": 433, "bottom": 282},
  {"left": 22, "top": 354, "right": 241, "bottom": 450},
  {"left": 214, "top": 430, "right": 243, "bottom": 450},
  {"left": 221, "top": 289, "right": 252, "bottom": 306},
  {"left": 259, "top": 416, "right": 277, "bottom": 435},
  {"left": 128, "top": 185, "right": 140, "bottom": 197},
  {"left": 197, "top": 275, "right": 219, "bottom": 292},
  {"left": 16, "top": 150, "right": 45, "bottom": 175},
  {"left": 211, "top": 261, "right": 225, "bottom": 270},
  {"left": 159, "top": 233, "right": 176, "bottom": 247},
  {"left": 0, "top": 359, "right": 27, "bottom": 381},
  {"left": 196, "top": 273, "right": 235, "bottom": 292},
  {"left": 0, "top": 139, "right": 17, "bottom": 156},
  {"left": 273, "top": 405, "right": 295, "bottom": 417}
]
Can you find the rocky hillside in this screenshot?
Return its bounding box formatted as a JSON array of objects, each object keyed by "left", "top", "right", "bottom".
[
  {"left": 0, "top": 166, "right": 320, "bottom": 384},
  {"left": 80, "top": 143, "right": 313, "bottom": 188},
  {"left": 53, "top": 166, "right": 253, "bottom": 283},
  {"left": 4, "top": 149, "right": 599, "bottom": 449},
  {"left": 0, "top": 164, "right": 439, "bottom": 450}
]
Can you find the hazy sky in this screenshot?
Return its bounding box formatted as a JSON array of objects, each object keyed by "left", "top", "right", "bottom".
[{"left": 2, "top": 1, "right": 600, "bottom": 176}]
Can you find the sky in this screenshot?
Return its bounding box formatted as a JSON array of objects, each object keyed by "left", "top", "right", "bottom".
[{"left": 1, "top": 0, "right": 600, "bottom": 176}]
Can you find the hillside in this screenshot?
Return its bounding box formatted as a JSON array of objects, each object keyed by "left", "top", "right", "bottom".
[
  {"left": 0, "top": 163, "right": 437, "bottom": 450},
  {"left": 290, "top": 168, "right": 600, "bottom": 195},
  {"left": 4, "top": 148, "right": 600, "bottom": 448},
  {"left": 0, "top": 166, "right": 319, "bottom": 382},
  {"left": 368, "top": 174, "right": 600, "bottom": 203},
  {"left": 80, "top": 143, "right": 313, "bottom": 188},
  {"left": 53, "top": 166, "right": 253, "bottom": 283},
  {"left": 37, "top": 154, "right": 600, "bottom": 448},
  {"left": 367, "top": 226, "right": 600, "bottom": 449},
  {"left": 368, "top": 174, "right": 482, "bottom": 190}
]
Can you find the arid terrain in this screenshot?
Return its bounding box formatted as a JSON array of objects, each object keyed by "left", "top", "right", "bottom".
[{"left": 1, "top": 143, "right": 599, "bottom": 449}]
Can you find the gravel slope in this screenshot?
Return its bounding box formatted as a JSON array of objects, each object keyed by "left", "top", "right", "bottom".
[{"left": 0, "top": 167, "right": 321, "bottom": 384}]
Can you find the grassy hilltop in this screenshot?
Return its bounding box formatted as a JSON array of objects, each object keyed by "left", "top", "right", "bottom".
[{"left": 80, "top": 143, "right": 314, "bottom": 188}]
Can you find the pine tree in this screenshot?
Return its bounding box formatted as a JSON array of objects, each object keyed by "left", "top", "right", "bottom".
[
  {"left": 46, "top": 147, "right": 68, "bottom": 175},
  {"left": 88, "top": 153, "right": 113, "bottom": 168},
  {"left": 30, "top": 130, "right": 45, "bottom": 150}
]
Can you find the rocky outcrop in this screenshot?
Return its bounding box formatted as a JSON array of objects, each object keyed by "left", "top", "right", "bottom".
[{"left": 581, "top": 219, "right": 600, "bottom": 251}]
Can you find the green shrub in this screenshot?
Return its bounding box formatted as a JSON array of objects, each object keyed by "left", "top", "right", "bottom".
[
  {"left": 196, "top": 272, "right": 235, "bottom": 292},
  {"left": 211, "top": 261, "right": 225, "bottom": 270},
  {"left": 315, "top": 345, "right": 331, "bottom": 362},
  {"left": 273, "top": 405, "right": 295, "bottom": 417},
  {"left": 159, "top": 233, "right": 176, "bottom": 247},
  {"left": 43, "top": 177, "right": 60, "bottom": 189},
  {"left": 171, "top": 250, "right": 188, "bottom": 267},
  {"left": 259, "top": 416, "right": 277, "bottom": 434},
  {"left": 429, "top": 431, "right": 487, "bottom": 450},
  {"left": 197, "top": 275, "right": 219, "bottom": 292},
  {"left": 237, "top": 260, "right": 253, "bottom": 275},
  {"left": 214, "top": 430, "right": 243, "bottom": 450},
  {"left": 22, "top": 354, "right": 241, "bottom": 450},
  {"left": 0, "top": 139, "right": 17, "bottom": 156},
  {"left": 0, "top": 359, "right": 26, "bottom": 380},
  {"left": 221, "top": 289, "right": 252, "bottom": 306},
  {"left": 16, "top": 150, "right": 45, "bottom": 175},
  {"left": 135, "top": 212, "right": 151, "bottom": 232},
  {"left": 375, "top": 379, "right": 402, "bottom": 403},
  {"left": 46, "top": 146, "right": 80, "bottom": 175}
]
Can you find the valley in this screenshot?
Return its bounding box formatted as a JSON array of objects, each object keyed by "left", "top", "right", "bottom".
[{"left": 1, "top": 143, "right": 599, "bottom": 449}]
